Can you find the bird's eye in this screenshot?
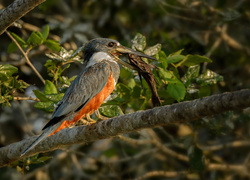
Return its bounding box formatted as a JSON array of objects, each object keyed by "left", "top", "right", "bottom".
[{"left": 108, "top": 42, "right": 115, "bottom": 47}]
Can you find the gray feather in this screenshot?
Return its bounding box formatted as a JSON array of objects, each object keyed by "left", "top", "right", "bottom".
[{"left": 21, "top": 124, "right": 60, "bottom": 156}]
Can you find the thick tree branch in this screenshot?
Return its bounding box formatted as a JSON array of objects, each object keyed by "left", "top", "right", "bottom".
[
  {"left": 0, "top": 0, "right": 46, "bottom": 35},
  {"left": 0, "top": 89, "right": 250, "bottom": 167}
]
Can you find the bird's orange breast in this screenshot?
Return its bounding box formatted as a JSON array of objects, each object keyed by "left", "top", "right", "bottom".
[{"left": 49, "top": 73, "right": 115, "bottom": 135}]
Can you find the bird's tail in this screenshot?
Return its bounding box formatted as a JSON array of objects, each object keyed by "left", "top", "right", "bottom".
[{"left": 21, "top": 125, "right": 57, "bottom": 157}]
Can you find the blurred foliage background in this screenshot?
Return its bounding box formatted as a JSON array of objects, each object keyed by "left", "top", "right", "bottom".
[{"left": 0, "top": 0, "right": 250, "bottom": 179}]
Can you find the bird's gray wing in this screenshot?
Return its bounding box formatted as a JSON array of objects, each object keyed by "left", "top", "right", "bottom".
[{"left": 43, "top": 61, "right": 113, "bottom": 130}]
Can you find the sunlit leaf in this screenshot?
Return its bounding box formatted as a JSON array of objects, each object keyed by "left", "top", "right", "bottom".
[
  {"left": 33, "top": 90, "right": 49, "bottom": 102},
  {"left": 169, "top": 49, "right": 184, "bottom": 56},
  {"left": 45, "top": 93, "right": 64, "bottom": 103},
  {"left": 182, "top": 55, "right": 212, "bottom": 67},
  {"left": 0, "top": 64, "right": 18, "bottom": 80},
  {"left": 12, "top": 77, "right": 29, "bottom": 90},
  {"left": 36, "top": 156, "right": 53, "bottom": 163},
  {"left": 158, "top": 68, "right": 172, "bottom": 81},
  {"left": 10, "top": 32, "right": 26, "bottom": 46},
  {"left": 117, "top": 83, "right": 131, "bottom": 100},
  {"left": 183, "top": 65, "right": 200, "bottom": 85},
  {"left": 127, "top": 78, "right": 136, "bottom": 89},
  {"left": 44, "top": 39, "right": 61, "bottom": 52},
  {"left": 45, "top": 53, "right": 64, "bottom": 62},
  {"left": 34, "top": 101, "right": 55, "bottom": 112},
  {"left": 196, "top": 69, "right": 223, "bottom": 85},
  {"left": 42, "top": 25, "right": 50, "bottom": 40},
  {"left": 144, "top": 43, "right": 161, "bottom": 56},
  {"left": 27, "top": 31, "right": 44, "bottom": 46},
  {"left": 99, "top": 105, "right": 124, "bottom": 117},
  {"left": 7, "top": 32, "right": 27, "bottom": 53},
  {"left": 131, "top": 33, "right": 146, "bottom": 51},
  {"left": 158, "top": 51, "right": 168, "bottom": 69},
  {"left": 167, "top": 81, "right": 186, "bottom": 102},
  {"left": 67, "top": 45, "right": 85, "bottom": 59},
  {"left": 167, "top": 54, "right": 185, "bottom": 64},
  {"left": 44, "top": 80, "right": 57, "bottom": 94}
]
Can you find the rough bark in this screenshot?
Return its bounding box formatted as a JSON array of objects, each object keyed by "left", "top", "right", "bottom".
[
  {"left": 0, "top": 89, "right": 250, "bottom": 167},
  {"left": 0, "top": 0, "right": 46, "bottom": 35}
]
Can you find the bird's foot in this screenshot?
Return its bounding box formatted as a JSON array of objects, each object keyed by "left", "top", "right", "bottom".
[
  {"left": 86, "top": 113, "right": 97, "bottom": 124},
  {"left": 77, "top": 114, "right": 96, "bottom": 126},
  {"left": 95, "top": 110, "right": 108, "bottom": 121}
]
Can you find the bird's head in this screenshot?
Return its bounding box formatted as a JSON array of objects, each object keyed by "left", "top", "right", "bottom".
[{"left": 83, "top": 38, "right": 156, "bottom": 69}]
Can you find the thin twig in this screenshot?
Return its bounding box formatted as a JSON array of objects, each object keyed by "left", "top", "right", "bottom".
[
  {"left": 136, "top": 170, "right": 187, "bottom": 180},
  {"left": 5, "top": 30, "right": 45, "bottom": 85},
  {"left": 13, "top": 96, "right": 39, "bottom": 101},
  {"left": 200, "top": 140, "right": 250, "bottom": 151}
]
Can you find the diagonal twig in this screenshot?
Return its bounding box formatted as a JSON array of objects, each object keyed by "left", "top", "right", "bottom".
[{"left": 6, "top": 30, "right": 45, "bottom": 84}]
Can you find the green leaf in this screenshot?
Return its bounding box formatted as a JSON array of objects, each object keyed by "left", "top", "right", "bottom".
[
  {"left": 42, "top": 25, "right": 50, "bottom": 40},
  {"left": 34, "top": 101, "right": 55, "bottom": 112},
  {"left": 196, "top": 69, "right": 223, "bottom": 85},
  {"left": 158, "top": 51, "right": 168, "bottom": 69},
  {"left": 11, "top": 77, "right": 29, "bottom": 91},
  {"left": 44, "top": 39, "right": 61, "bottom": 52},
  {"left": 33, "top": 90, "right": 50, "bottom": 102},
  {"left": 119, "top": 68, "right": 133, "bottom": 81},
  {"left": 44, "top": 80, "right": 57, "bottom": 94},
  {"left": 131, "top": 33, "right": 146, "bottom": 51},
  {"left": 99, "top": 105, "right": 124, "bottom": 117},
  {"left": 45, "top": 93, "right": 64, "bottom": 103},
  {"left": 69, "top": 75, "right": 77, "bottom": 82},
  {"left": 35, "top": 156, "right": 53, "bottom": 164},
  {"left": 127, "top": 78, "right": 136, "bottom": 89},
  {"left": 44, "top": 59, "right": 58, "bottom": 72},
  {"left": 103, "top": 148, "right": 117, "bottom": 158},
  {"left": 167, "top": 81, "right": 186, "bottom": 102},
  {"left": 167, "top": 54, "right": 185, "bottom": 64},
  {"left": 188, "top": 145, "right": 205, "bottom": 171},
  {"left": 7, "top": 32, "right": 28, "bottom": 53},
  {"left": 27, "top": 31, "right": 44, "bottom": 46},
  {"left": 183, "top": 65, "right": 200, "bottom": 85},
  {"left": 144, "top": 43, "right": 161, "bottom": 56},
  {"left": 182, "top": 55, "right": 212, "bottom": 67},
  {"left": 198, "top": 85, "right": 211, "bottom": 98},
  {"left": 67, "top": 45, "right": 85, "bottom": 60},
  {"left": 131, "top": 85, "right": 142, "bottom": 98},
  {"left": 158, "top": 68, "right": 172, "bottom": 81},
  {"left": 186, "top": 65, "right": 200, "bottom": 79},
  {"left": 7, "top": 41, "right": 18, "bottom": 53},
  {"left": 117, "top": 83, "right": 131, "bottom": 101},
  {"left": 16, "top": 166, "right": 22, "bottom": 172},
  {"left": 0, "top": 64, "right": 18, "bottom": 80},
  {"left": 10, "top": 32, "right": 26, "bottom": 46},
  {"left": 169, "top": 49, "right": 184, "bottom": 56}
]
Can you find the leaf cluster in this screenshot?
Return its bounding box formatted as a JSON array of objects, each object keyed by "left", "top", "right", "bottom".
[
  {"left": 0, "top": 64, "right": 29, "bottom": 106},
  {"left": 105, "top": 33, "right": 223, "bottom": 114},
  {"left": 8, "top": 25, "right": 61, "bottom": 53}
]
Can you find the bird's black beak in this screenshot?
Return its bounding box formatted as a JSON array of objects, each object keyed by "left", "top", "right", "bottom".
[
  {"left": 116, "top": 45, "right": 157, "bottom": 60},
  {"left": 110, "top": 45, "right": 156, "bottom": 70}
]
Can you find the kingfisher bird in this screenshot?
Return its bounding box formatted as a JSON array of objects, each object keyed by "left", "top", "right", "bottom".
[{"left": 21, "top": 38, "right": 156, "bottom": 156}]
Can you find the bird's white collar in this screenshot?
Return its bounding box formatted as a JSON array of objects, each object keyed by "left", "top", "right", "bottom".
[{"left": 86, "top": 52, "right": 117, "bottom": 68}]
